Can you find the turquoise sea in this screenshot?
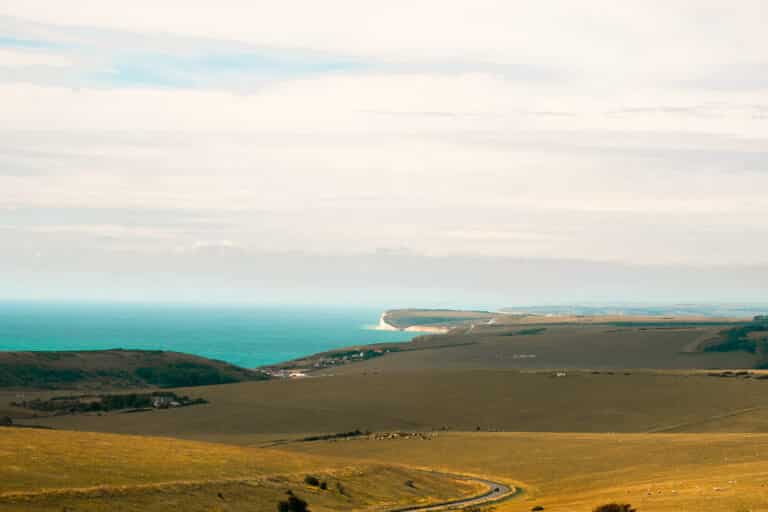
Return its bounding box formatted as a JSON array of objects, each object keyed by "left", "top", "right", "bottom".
[{"left": 0, "top": 302, "right": 417, "bottom": 368}]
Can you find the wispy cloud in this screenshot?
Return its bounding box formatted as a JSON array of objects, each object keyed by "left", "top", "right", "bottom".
[
  {"left": 0, "top": 15, "right": 569, "bottom": 91},
  {"left": 0, "top": 16, "right": 372, "bottom": 89}
]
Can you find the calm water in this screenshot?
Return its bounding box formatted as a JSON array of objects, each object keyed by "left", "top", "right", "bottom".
[{"left": 0, "top": 302, "right": 416, "bottom": 368}]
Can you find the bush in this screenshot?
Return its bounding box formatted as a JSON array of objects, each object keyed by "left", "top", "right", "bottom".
[
  {"left": 593, "top": 504, "right": 636, "bottom": 512},
  {"left": 319, "top": 481, "right": 327, "bottom": 490},
  {"left": 277, "top": 494, "right": 309, "bottom": 512},
  {"left": 304, "top": 475, "right": 320, "bottom": 487},
  {"left": 532, "top": 507, "right": 545, "bottom": 511}
]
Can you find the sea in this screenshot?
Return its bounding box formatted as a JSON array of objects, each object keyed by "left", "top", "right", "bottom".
[
  {"left": 3, "top": 301, "right": 764, "bottom": 369},
  {"left": 0, "top": 302, "right": 417, "bottom": 368}
]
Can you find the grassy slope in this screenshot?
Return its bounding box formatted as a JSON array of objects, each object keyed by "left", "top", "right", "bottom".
[
  {"left": 0, "top": 428, "right": 483, "bottom": 512},
  {"left": 285, "top": 432, "right": 768, "bottom": 511},
  {"left": 13, "top": 371, "right": 768, "bottom": 441},
  {"left": 0, "top": 350, "right": 264, "bottom": 390}
]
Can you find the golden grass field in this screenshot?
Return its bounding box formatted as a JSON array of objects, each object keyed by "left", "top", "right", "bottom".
[
  {"left": 0, "top": 428, "right": 485, "bottom": 512},
  {"left": 285, "top": 432, "right": 768, "bottom": 511},
  {"left": 7, "top": 427, "right": 768, "bottom": 511}
]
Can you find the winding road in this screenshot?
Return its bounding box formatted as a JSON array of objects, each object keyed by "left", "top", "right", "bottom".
[{"left": 390, "top": 473, "right": 518, "bottom": 511}]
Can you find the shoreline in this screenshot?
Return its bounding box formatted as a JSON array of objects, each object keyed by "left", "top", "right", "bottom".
[{"left": 373, "top": 312, "right": 453, "bottom": 334}]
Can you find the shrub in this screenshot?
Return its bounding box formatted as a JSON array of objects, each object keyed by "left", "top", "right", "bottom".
[
  {"left": 532, "top": 507, "right": 545, "bottom": 511},
  {"left": 277, "top": 494, "right": 309, "bottom": 512},
  {"left": 304, "top": 475, "right": 320, "bottom": 487},
  {"left": 319, "top": 481, "right": 327, "bottom": 490},
  {"left": 593, "top": 504, "right": 636, "bottom": 512}
]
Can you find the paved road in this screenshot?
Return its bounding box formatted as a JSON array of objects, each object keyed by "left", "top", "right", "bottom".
[{"left": 390, "top": 473, "right": 517, "bottom": 512}]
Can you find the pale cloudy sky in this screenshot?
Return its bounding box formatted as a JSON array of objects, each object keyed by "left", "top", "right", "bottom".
[{"left": 1, "top": 1, "right": 767, "bottom": 304}]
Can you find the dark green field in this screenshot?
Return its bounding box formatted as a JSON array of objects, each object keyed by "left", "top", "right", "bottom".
[{"left": 0, "top": 349, "right": 267, "bottom": 390}]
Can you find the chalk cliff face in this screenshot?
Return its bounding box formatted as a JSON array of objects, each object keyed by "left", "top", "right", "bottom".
[
  {"left": 375, "top": 310, "right": 461, "bottom": 333},
  {"left": 376, "top": 312, "right": 399, "bottom": 331},
  {"left": 377, "top": 308, "right": 497, "bottom": 333}
]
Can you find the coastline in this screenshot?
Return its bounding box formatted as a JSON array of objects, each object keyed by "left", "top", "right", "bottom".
[
  {"left": 262, "top": 310, "right": 457, "bottom": 376},
  {"left": 0, "top": 304, "right": 418, "bottom": 369},
  {"left": 375, "top": 312, "right": 399, "bottom": 331},
  {"left": 374, "top": 312, "right": 453, "bottom": 334}
]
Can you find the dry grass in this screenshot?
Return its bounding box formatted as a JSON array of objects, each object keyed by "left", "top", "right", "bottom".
[
  {"left": 0, "top": 428, "right": 483, "bottom": 512},
  {"left": 284, "top": 431, "right": 768, "bottom": 511}
]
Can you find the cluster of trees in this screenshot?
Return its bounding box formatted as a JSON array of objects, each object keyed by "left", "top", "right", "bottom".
[
  {"left": 13, "top": 392, "right": 206, "bottom": 414},
  {"left": 502, "top": 327, "right": 547, "bottom": 336},
  {"left": 705, "top": 322, "right": 768, "bottom": 355},
  {"left": 0, "top": 364, "right": 86, "bottom": 388},
  {"left": 134, "top": 362, "right": 242, "bottom": 387},
  {"left": 134, "top": 361, "right": 269, "bottom": 388},
  {"left": 325, "top": 348, "right": 398, "bottom": 363},
  {"left": 301, "top": 429, "right": 364, "bottom": 442}
]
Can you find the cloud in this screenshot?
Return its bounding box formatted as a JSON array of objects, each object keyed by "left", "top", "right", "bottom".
[
  {"left": 184, "top": 239, "right": 246, "bottom": 256},
  {"left": 0, "top": 15, "right": 567, "bottom": 91},
  {"left": 0, "top": 1, "right": 766, "bottom": 302},
  {"left": 0, "top": 80, "right": 766, "bottom": 267},
  {"left": 0, "top": 47, "right": 79, "bottom": 67},
  {"left": 2, "top": 2, "right": 767, "bottom": 90}
]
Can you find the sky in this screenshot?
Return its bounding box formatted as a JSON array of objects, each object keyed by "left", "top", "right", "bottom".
[{"left": 1, "top": 1, "right": 767, "bottom": 306}]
